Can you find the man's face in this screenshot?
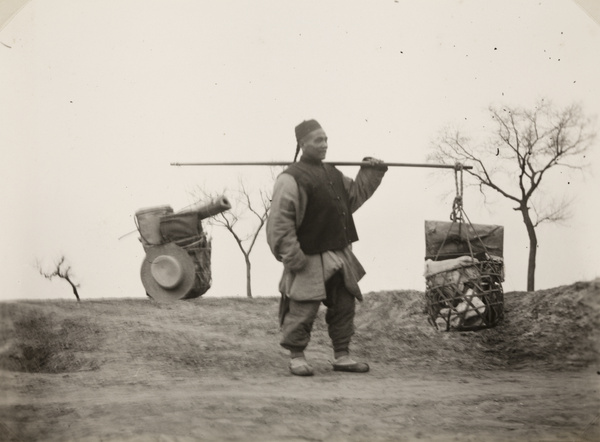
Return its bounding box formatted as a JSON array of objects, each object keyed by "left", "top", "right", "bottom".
[{"left": 300, "top": 129, "right": 328, "bottom": 161}]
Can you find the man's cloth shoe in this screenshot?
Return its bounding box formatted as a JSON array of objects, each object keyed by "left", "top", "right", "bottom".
[
  {"left": 332, "top": 355, "right": 369, "bottom": 373},
  {"left": 289, "top": 357, "right": 314, "bottom": 376}
]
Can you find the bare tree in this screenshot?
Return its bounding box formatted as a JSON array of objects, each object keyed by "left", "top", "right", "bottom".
[
  {"left": 430, "top": 100, "right": 595, "bottom": 291},
  {"left": 37, "top": 255, "right": 81, "bottom": 301},
  {"left": 196, "top": 179, "right": 272, "bottom": 298}
]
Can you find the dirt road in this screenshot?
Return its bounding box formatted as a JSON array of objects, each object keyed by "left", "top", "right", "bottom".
[
  {"left": 1, "top": 282, "right": 599, "bottom": 441},
  {"left": 2, "top": 362, "right": 598, "bottom": 441}
]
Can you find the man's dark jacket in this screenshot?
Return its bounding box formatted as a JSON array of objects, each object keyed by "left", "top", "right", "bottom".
[{"left": 283, "top": 156, "right": 358, "bottom": 255}]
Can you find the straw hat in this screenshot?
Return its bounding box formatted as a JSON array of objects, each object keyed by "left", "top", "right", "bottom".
[{"left": 141, "top": 243, "right": 196, "bottom": 301}]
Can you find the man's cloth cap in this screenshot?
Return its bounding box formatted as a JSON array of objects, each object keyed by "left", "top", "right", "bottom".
[{"left": 295, "top": 119, "right": 322, "bottom": 142}]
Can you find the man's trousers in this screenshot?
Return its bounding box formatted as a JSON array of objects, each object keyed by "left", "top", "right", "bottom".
[{"left": 279, "top": 272, "right": 356, "bottom": 355}]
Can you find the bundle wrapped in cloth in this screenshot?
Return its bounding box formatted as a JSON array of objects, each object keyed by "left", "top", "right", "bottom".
[
  {"left": 179, "top": 195, "right": 232, "bottom": 218},
  {"left": 160, "top": 196, "right": 232, "bottom": 243}
]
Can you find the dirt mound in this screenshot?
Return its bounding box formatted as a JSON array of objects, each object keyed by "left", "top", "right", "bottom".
[
  {"left": 0, "top": 298, "right": 283, "bottom": 375},
  {"left": 1, "top": 280, "right": 598, "bottom": 375},
  {"left": 356, "top": 279, "right": 600, "bottom": 370},
  {"left": 0, "top": 303, "right": 102, "bottom": 373}
]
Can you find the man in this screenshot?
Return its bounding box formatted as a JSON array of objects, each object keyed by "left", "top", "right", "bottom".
[{"left": 266, "top": 119, "right": 387, "bottom": 376}]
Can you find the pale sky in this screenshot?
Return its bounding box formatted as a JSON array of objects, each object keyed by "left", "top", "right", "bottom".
[{"left": 1, "top": 0, "right": 599, "bottom": 301}]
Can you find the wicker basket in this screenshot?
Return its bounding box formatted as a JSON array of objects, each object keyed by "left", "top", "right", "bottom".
[
  {"left": 424, "top": 217, "right": 505, "bottom": 331},
  {"left": 425, "top": 257, "right": 504, "bottom": 331},
  {"left": 174, "top": 234, "right": 212, "bottom": 299}
]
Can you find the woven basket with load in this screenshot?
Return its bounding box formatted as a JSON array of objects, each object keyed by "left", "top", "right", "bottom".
[
  {"left": 424, "top": 167, "right": 505, "bottom": 331},
  {"left": 134, "top": 196, "right": 231, "bottom": 302}
]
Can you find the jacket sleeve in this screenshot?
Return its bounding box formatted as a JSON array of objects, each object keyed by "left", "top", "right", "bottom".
[
  {"left": 266, "top": 173, "right": 308, "bottom": 272},
  {"left": 343, "top": 161, "right": 387, "bottom": 213}
]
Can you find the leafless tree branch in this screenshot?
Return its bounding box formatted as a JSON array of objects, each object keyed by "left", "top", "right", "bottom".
[
  {"left": 192, "top": 176, "right": 274, "bottom": 298},
  {"left": 36, "top": 255, "right": 81, "bottom": 301},
  {"left": 429, "top": 99, "right": 596, "bottom": 290}
]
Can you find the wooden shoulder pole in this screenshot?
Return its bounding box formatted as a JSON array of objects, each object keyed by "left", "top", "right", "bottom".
[{"left": 170, "top": 161, "right": 472, "bottom": 170}]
